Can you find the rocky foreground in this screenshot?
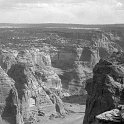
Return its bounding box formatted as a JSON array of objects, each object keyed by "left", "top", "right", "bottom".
[{"left": 83, "top": 52, "right": 124, "bottom": 124}]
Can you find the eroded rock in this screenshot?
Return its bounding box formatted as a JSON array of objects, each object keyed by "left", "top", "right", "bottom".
[
  {"left": 0, "top": 48, "right": 64, "bottom": 124},
  {"left": 0, "top": 49, "right": 17, "bottom": 72},
  {"left": 83, "top": 58, "right": 124, "bottom": 124},
  {"left": 0, "top": 66, "right": 23, "bottom": 124}
]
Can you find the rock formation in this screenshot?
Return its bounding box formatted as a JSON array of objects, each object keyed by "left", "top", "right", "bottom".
[
  {"left": 49, "top": 31, "right": 123, "bottom": 96},
  {"left": 0, "top": 47, "right": 65, "bottom": 124},
  {"left": 83, "top": 56, "right": 124, "bottom": 124},
  {"left": 0, "top": 49, "right": 17, "bottom": 72},
  {"left": 0, "top": 66, "right": 23, "bottom": 124}
]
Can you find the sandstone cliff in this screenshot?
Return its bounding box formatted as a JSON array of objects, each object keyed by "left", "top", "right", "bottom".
[{"left": 0, "top": 47, "right": 65, "bottom": 124}]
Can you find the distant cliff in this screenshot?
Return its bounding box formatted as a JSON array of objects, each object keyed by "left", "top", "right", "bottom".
[{"left": 51, "top": 31, "right": 123, "bottom": 95}]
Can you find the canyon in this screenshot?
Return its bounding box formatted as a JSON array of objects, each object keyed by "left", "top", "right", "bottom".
[{"left": 0, "top": 24, "right": 124, "bottom": 124}]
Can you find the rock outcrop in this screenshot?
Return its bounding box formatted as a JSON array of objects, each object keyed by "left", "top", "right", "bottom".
[
  {"left": 7, "top": 63, "right": 57, "bottom": 122},
  {"left": 0, "top": 49, "right": 17, "bottom": 72},
  {"left": 0, "top": 66, "right": 23, "bottom": 124},
  {"left": 0, "top": 48, "right": 62, "bottom": 90},
  {"left": 83, "top": 57, "right": 124, "bottom": 124},
  {"left": 0, "top": 47, "right": 65, "bottom": 124}
]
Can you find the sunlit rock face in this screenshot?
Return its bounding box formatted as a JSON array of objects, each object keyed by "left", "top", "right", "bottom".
[
  {"left": 74, "top": 47, "right": 84, "bottom": 61},
  {"left": 0, "top": 49, "right": 17, "bottom": 72},
  {"left": 83, "top": 54, "right": 124, "bottom": 124},
  {"left": 0, "top": 47, "right": 65, "bottom": 124},
  {"left": 28, "top": 47, "right": 52, "bottom": 67},
  {"left": 0, "top": 48, "right": 62, "bottom": 91}
]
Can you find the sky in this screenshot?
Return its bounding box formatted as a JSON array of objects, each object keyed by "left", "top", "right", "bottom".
[{"left": 0, "top": 0, "right": 124, "bottom": 24}]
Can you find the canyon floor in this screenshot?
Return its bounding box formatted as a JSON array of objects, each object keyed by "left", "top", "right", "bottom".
[
  {"left": 39, "top": 104, "right": 85, "bottom": 124},
  {"left": 38, "top": 95, "right": 86, "bottom": 124}
]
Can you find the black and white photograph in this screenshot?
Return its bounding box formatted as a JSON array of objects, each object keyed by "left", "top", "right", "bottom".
[{"left": 0, "top": 0, "right": 124, "bottom": 124}]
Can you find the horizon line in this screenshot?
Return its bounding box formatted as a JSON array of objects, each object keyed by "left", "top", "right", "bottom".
[{"left": 0, "top": 23, "right": 124, "bottom": 25}]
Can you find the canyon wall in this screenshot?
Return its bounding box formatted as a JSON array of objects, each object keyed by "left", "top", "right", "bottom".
[
  {"left": 0, "top": 47, "right": 65, "bottom": 124},
  {"left": 51, "top": 31, "right": 122, "bottom": 95},
  {"left": 83, "top": 52, "right": 124, "bottom": 124}
]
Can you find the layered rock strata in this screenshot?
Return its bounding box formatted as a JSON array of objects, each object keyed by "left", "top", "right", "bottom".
[{"left": 0, "top": 48, "right": 65, "bottom": 124}]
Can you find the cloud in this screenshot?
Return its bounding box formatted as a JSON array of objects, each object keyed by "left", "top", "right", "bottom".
[{"left": 0, "top": 0, "right": 123, "bottom": 24}]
